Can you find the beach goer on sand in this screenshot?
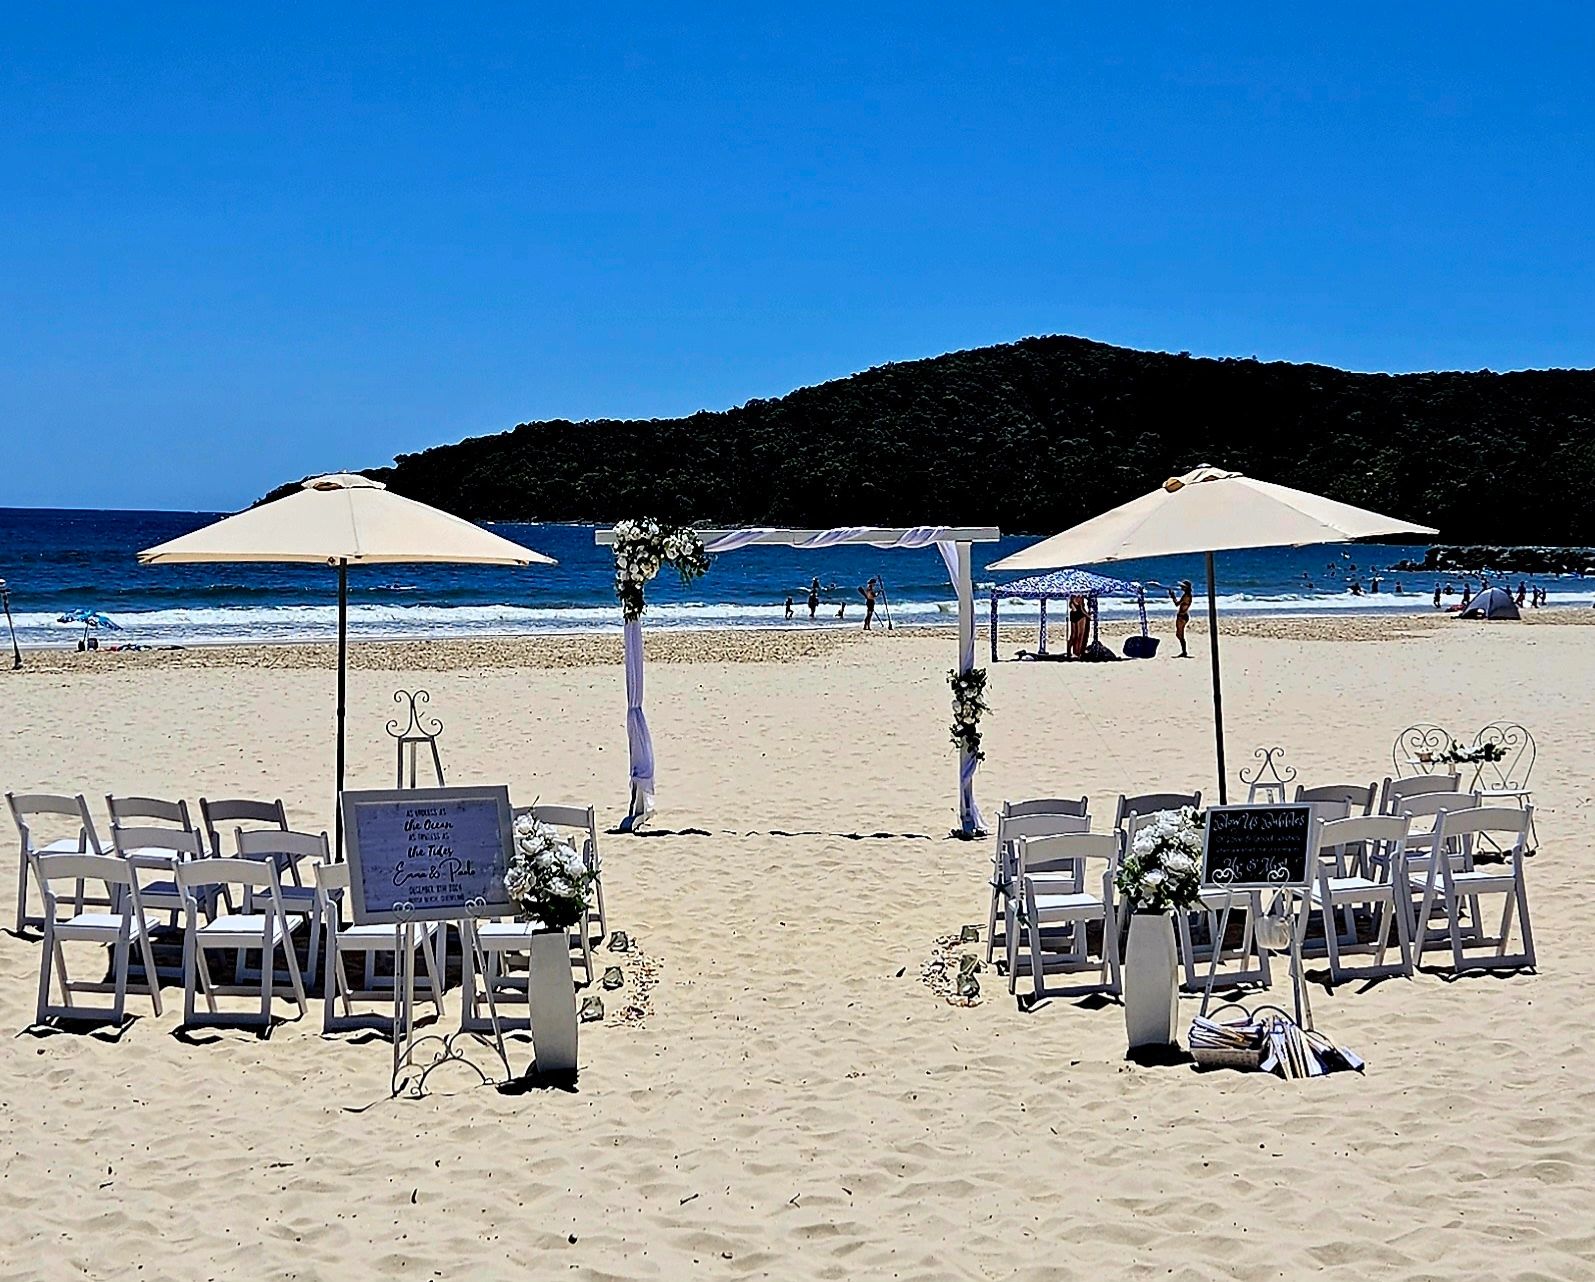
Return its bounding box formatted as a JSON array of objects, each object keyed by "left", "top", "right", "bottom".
[
  {"left": 859, "top": 578, "right": 878, "bottom": 631},
  {"left": 784, "top": 596, "right": 794, "bottom": 620},
  {"left": 1068, "top": 593, "right": 1088, "bottom": 658},
  {"left": 1433, "top": 584, "right": 1443, "bottom": 608},
  {"left": 1461, "top": 583, "right": 1473, "bottom": 610},
  {"left": 807, "top": 578, "right": 820, "bottom": 620},
  {"left": 1168, "top": 580, "right": 1192, "bottom": 657},
  {"left": 1517, "top": 582, "right": 1528, "bottom": 608}
]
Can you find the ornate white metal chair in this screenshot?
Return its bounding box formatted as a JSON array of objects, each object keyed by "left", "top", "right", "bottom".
[
  {"left": 7, "top": 792, "right": 105, "bottom": 933},
  {"left": 33, "top": 853, "right": 162, "bottom": 1025},
  {"left": 1470, "top": 724, "right": 1538, "bottom": 849},
  {"left": 1416, "top": 807, "right": 1536, "bottom": 972}
]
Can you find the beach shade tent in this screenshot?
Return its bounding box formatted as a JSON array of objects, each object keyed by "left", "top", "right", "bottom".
[
  {"left": 989, "top": 465, "right": 1437, "bottom": 801},
  {"left": 1460, "top": 586, "right": 1521, "bottom": 620},
  {"left": 987, "top": 568, "right": 1148, "bottom": 661},
  {"left": 138, "top": 474, "right": 555, "bottom": 847}
]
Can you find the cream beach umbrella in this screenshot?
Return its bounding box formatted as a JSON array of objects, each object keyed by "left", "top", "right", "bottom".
[
  {"left": 990, "top": 465, "right": 1437, "bottom": 800},
  {"left": 139, "top": 473, "right": 555, "bottom": 844}
]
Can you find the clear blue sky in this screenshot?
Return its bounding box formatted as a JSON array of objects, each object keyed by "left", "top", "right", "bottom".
[{"left": 3, "top": 4, "right": 1591, "bottom": 510}]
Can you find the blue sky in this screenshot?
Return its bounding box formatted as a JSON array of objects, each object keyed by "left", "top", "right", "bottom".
[{"left": 3, "top": 5, "right": 1591, "bottom": 510}]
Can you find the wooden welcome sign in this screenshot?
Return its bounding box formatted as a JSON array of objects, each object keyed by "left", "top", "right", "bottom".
[
  {"left": 1200, "top": 804, "right": 1314, "bottom": 890},
  {"left": 339, "top": 785, "right": 515, "bottom": 925}
]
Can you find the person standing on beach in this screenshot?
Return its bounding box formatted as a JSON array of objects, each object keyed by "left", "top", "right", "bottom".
[
  {"left": 860, "top": 578, "right": 878, "bottom": 631},
  {"left": 1433, "top": 584, "right": 1443, "bottom": 609},
  {"left": 1168, "top": 580, "right": 1192, "bottom": 657},
  {"left": 784, "top": 596, "right": 794, "bottom": 620},
  {"left": 1516, "top": 582, "right": 1528, "bottom": 608},
  {"left": 807, "top": 578, "right": 820, "bottom": 620}
]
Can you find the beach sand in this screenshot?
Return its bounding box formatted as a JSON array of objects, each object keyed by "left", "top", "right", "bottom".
[{"left": 2, "top": 616, "right": 1593, "bottom": 1280}]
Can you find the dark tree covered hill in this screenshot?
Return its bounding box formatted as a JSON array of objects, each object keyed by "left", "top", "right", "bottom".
[{"left": 342, "top": 336, "right": 1595, "bottom": 539}]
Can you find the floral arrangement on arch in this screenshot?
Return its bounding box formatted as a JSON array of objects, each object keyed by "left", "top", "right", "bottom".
[
  {"left": 1440, "top": 740, "right": 1506, "bottom": 766},
  {"left": 1115, "top": 807, "right": 1205, "bottom": 914},
  {"left": 948, "top": 667, "right": 989, "bottom": 760},
  {"left": 505, "top": 812, "right": 593, "bottom": 930},
  {"left": 611, "top": 518, "right": 712, "bottom": 622}
]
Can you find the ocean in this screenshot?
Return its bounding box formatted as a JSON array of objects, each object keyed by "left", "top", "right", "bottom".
[{"left": 0, "top": 507, "right": 1582, "bottom": 649}]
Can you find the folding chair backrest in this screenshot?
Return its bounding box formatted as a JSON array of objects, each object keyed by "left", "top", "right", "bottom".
[
  {"left": 108, "top": 795, "right": 193, "bottom": 830},
  {"left": 1381, "top": 774, "right": 1458, "bottom": 814},
  {"left": 1017, "top": 831, "right": 1118, "bottom": 878},
  {"left": 36, "top": 852, "right": 135, "bottom": 907},
  {"left": 111, "top": 825, "right": 206, "bottom": 862},
  {"left": 1317, "top": 814, "right": 1409, "bottom": 871},
  {"left": 1296, "top": 783, "right": 1377, "bottom": 815},
  {"left": 1433, "top": 805, "right": 1533, "bottom": 855},
  {"left": 235, "top": 828, "right": 329, "bottom": 869},
  {"left": 200, "top": 797, "right": 288, "bottom": 855},
  {"left": 1472, "top": 724, "right": 1535, "bottom": 791},
  {"left": 1003, "top": 797, "right": 1089, "bottom": 819},
  {"left": 1115, "top": 792, "right": 1201, "bottom": 828},
  {"left": 517, "top": 803, "right": 598, "bottom": 860},
  {"left": 1397, "top": 790, "right": 1479, "bottom": 824},
  {"left": 8, "top": 792, "right": 102, "bottom": 854},
  {"left": 174, "top": 855, "right": 285, "bottom": 895},
  {"left": 1392, "top": 724, "right": 1454, "bottom": 777}
]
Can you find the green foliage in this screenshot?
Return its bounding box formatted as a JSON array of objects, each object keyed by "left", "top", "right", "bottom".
[{"left": 355, "top": 336, "right": 1595, "bottom": 539}]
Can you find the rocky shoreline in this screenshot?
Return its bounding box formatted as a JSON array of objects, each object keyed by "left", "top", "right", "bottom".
[{"left": 1389, "top": 544, "right": 1595, "bottom": 575}]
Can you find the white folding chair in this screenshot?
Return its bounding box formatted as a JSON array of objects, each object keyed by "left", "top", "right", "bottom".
[
  {"left": 1114, "top": 792, "right": 1202, "bottom": 833},
  {"left": 33, "top": 853, "right": 162, "bottom": 1025},
  {"left": 1002, "top": 797, "right": 1089, "bottom": 819},
  {"left": 522, "top": 803, "right": 606, "bottom": 947},
  {"left": 986, "top": 811, "right": 1091, "bottom": 966},
  {"left": 1302, "top": 815, "right": 1414, "bottom": 982},
  {"left": 199, "top": 797, "right": 288, "bottom": 858},
  {"left": 312, "top": 862, "right": 444, "bottom": 1034},
  {"left": 234, "top": 829, "right": 327, "bottom": 986},
  {"left": 1416, "top": 807, "right": 1536, "bottom": 972},
  {"left": 8, "top": 792, "right": 106, "bottom": 933},
  {"left": 173, "top": 856, "right": 307, "bottom": 1027},
  {"left": 1012, "top": 832, "right": 1121, "bottom": 999},
  {"left": 112, "top": 825, "right": 209, "bottom": 935},
  {"left": 1295, "top": 783, "right": 1377, "bottom": 821}
]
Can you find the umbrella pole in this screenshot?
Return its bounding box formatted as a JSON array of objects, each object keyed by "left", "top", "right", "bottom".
[
  {"left": 335, "top": 558, "right": 348, "bottom": 856},
  {"left": 1206, "top": 550, "right": 1227, "bottom": 804}
]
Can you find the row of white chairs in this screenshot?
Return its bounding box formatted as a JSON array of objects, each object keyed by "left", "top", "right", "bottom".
[
  {"left": 990, "top": 781, "right": 1538, "bottom": 1004},
  {"left": 10, "top": 790, "right": 608, "bottom": 1033}
]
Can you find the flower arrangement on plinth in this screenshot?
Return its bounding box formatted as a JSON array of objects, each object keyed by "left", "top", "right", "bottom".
[
  {"left": 1115, "top": 807, "right": 1205, "bottom": 914},
  {"left": 612, "top": 518, "right": 712, "bottom": 622},
  {"left": 506, "top": 813, "right": 593, "bottom": 930},
  {"left": 948, "top": 667, "right": 989, "bottom": 760},
  {"left": 1440, "top": 740, "right": 1507, "bottom": 766}
]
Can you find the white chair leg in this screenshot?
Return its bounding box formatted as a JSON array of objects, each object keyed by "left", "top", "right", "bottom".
[
  {"left": 1027, "top": 910, "right": 1047, "bottom": 1000},
  {"left": 1175, "top": 912, "right": 1199, "bottom": 990},
  {"left": 259, "top": 933, "right": 274, "bottom": 1022},
  {"left": 34, "top": 924, "right": 55, "bottom": 1023},
  {"left": 984, "top": 869, "right": 1002, "bottom": 966},
  {"left": 1516, "top": 878, "right": 1536, "bottom": 968},
  {"left": 419, "top": 930, "right": 445, "bottom": 1018},
  {"left": 195, "top": 943, "right": 220, "bottom": 1014},
  {"left": 280, "top": 922, "right": 307, "bottom": 1016},
  {"left": 136, "top": 928, "right": 163, "bottom": 1015},
  {"left": 183, "top": 933, "right": 199, "bottom": 1024},
  {"left": 1321, "top": 898, "right": 1345, "bottom": 983},
  {"left": 111, "top": 933, "right": 131, "bottom": 1024},
  {"left": 1005, "top": 901, "right": 1021, "bottom": 994},
  {"left": 1105, "top": 910, "right": 1123, "bottom": 997}
]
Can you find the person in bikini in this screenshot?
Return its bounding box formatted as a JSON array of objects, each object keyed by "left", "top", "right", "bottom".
[{"left": 1169, "top": 580, "right": 1193, "bottom": 657}]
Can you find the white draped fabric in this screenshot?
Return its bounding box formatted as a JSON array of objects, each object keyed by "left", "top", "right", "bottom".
[{"left": 622, "top": 618, "right": 655, "bottom": 829}]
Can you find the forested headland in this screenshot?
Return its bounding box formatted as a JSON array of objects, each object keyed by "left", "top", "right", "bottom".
[{"left": 294, "top": 336, "right": 1595, "bottom": 540}]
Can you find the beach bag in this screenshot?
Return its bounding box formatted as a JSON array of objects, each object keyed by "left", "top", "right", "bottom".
[{"left": 1123, "top": 635, "right": 1159, "bottom": 659}]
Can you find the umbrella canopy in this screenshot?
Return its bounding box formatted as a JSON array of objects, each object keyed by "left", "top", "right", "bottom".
[
  {"left": 990, "top": 465, "right": 1436, "bottom": 570},
  {"left": 989, "top": 568, "right": 1142, "bottom": 599},
  {"left": 990, "top": 465, "right": 1437, "bottom": 800},
  {"left": 138, "top": 473, "right": 555, "bottom": 848},
  {"left": 139, "top": 473, "right": 554, "bottom": 567},
  {"left": 57, "top": 609, "right": 121, "bottom": 630}
]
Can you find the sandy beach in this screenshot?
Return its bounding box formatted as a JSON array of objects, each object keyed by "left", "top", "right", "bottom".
[{"left": 3, "top": 615, "right": 1593, "bottom": 1281}]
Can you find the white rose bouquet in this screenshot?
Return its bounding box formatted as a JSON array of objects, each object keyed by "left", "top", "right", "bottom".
[
  {"left": 948, "top": 668, "right": 989, "bottom": 760},
  {"left": 1114, "top": 806, "right": 1205, "bottom": 914},
  {"left": 505, "top": 813, "right": 593, "bottom": 930},
  {"left": 612, "top": 518, "right": 712, "bottom": 621}
]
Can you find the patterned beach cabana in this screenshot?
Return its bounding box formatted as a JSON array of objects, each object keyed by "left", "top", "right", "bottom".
[{"left": 988, "top": 568, "right": 1148, "bottom": 661}]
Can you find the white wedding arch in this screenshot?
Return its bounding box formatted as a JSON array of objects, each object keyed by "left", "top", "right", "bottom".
[{"left": 594, "top": 524, "right": 1002, "bottom": 837}]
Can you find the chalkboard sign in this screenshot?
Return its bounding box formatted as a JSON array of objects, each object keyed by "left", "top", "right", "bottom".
[
  {"left": 340, "top": 785, "right": 515, "bottom": 925},
  {"left": 1201, "top": 804, "right": 1314, "bottom": 890}
]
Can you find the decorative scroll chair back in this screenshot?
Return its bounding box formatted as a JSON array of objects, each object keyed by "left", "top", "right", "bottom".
[
  {"left": 1472, "top": 724, "right": 1536, "bottom": 792},
  {"left": 1391, "top": 725, "right": 1453, "bottom": 778}
]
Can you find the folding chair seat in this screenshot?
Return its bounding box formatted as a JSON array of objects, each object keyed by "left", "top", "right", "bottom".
[
  {"left": 7, "top": 792, "right": 105, "bottom": 933},
  {"left": 174, "top": 856, "right": 307, "bottom": 1028}
]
